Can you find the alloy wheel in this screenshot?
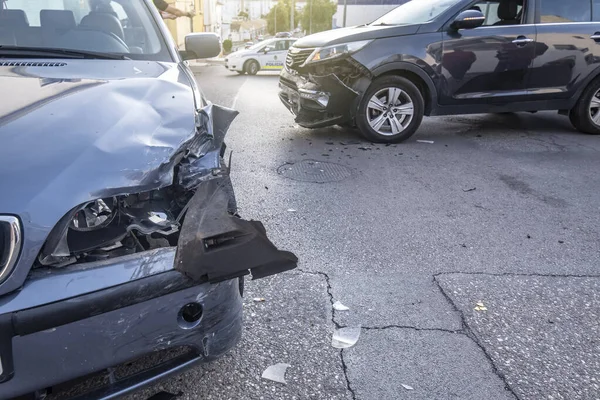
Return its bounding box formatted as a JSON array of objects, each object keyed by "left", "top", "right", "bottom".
[
  {"left": 367, "top": 87, "right": 414, "bottom": 136},
  {"left": 589, "top": 89, "right": 600, "bottom": 125}
]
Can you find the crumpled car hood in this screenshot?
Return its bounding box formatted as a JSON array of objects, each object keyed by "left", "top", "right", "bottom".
[
  {"left": 0, "top": 60, "right": 237, "bottom": 296},
  {"left": 0, "top": 60, "right": 205, "bottom": 222}
]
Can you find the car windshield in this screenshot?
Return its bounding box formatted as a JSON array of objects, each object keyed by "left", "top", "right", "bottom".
[
  {"left": 371, "top": 0, "right": 462, "bottom": 26},
  {"left": 0, "top": 0, "right": 171, "bottom": 61}
]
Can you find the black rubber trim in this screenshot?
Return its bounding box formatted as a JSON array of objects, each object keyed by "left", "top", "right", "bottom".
[{"left": 12, "top": 271, "right": 193, "bottom": 337}]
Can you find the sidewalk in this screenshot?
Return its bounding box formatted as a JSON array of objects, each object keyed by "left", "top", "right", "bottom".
[{"left": 187, "top": 57, "right": 226, "bottom": 71}]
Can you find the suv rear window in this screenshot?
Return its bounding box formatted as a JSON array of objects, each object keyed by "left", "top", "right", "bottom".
[{"left": 0, "top": 0, "right": 172, "bottom": 61}]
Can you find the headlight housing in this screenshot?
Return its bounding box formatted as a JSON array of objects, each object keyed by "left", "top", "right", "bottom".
[{"left": 305, "top": 40, "right": 372, "bottom": 65}]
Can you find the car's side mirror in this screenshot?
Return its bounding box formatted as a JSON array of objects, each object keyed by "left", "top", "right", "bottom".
[
  {"left": 180, "top": 32, "right": 221, "bottom": 60},
  {"left": 263, "top": 47, "right": 272, "bottom": 53},
  {"left": 450, "top": 10, "right": 485, "bottom": 31}
]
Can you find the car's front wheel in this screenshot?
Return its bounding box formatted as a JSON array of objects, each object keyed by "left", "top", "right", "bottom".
[
  {"left": 245, "top": 60, "right": 259, "bottom": 76},
  {"left": 356, "top": 76, "right": 424, "bottom": 143},
  {"left": 569, "top": 78, "right": 600, "bottom": 135}
]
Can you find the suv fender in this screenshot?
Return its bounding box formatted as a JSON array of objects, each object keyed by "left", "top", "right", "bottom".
[{"left": 370, "top": 62, "right": 438, "bottom": 116}]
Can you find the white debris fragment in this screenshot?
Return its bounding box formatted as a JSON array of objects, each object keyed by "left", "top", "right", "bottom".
[
  {"left": 417, "top": 140, "right": 434, "bottom": 144},
  {"left": 261, "top": 363, "right": 291, "bottom": 384},
  {"left": 333, "top": 301, "right": 350, "bottom": 311},
  {"left": 253, "top": 298, "right": 266, "bottom": 302},
  {"left": 287, "top": 209, "right": 297, "bottom": 212},
  {"left": 401, "top": 384, "right": 414, "bottom": 390},
  {"left": 331, "top": 327, "right": 361, "bottom": 349}
]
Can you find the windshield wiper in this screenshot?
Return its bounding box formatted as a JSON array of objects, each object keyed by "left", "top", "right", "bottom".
[{"left": 0, "top": 46, "right": 129, "bottom": 60}]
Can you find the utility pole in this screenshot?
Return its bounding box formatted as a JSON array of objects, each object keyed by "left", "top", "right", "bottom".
[
  {"left": 290, "top": 0, "right": 294, "bottom": 32},
  {"left": 343, "top": 0, "right": 347, "bottom": 27},
  {"left": 309, "top": 0, "right": 312, "bottom": 34}
]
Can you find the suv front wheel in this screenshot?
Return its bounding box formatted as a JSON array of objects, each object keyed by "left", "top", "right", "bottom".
[
  {"left": 569, "top": 78, "right": 600, "bottom": 135},
  {"left": 356, "top": 76, "right": 424, "bottom": 143}
]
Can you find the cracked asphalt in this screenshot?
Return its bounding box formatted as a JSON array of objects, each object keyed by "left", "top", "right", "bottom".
[{"left": 136, "top": 65, "right": 600, "bottom": 400}]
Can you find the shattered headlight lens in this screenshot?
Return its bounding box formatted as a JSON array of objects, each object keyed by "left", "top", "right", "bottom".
[
  {"left": 306, "top": 40, "right": 372, "bottom": 65},
  {"left": 70, "top": 198, "right": 116, "bottom": 232}
]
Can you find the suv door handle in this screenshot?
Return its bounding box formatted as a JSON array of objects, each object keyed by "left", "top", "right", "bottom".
[
  {"left": 591, "top": 32, "right": 600, "bottom": 40},
  {"left": 512, "top": 36, "right": 534, "bottom": 46}
]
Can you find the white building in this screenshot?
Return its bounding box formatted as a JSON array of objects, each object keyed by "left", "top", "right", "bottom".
[
  {"left": 204, "top": 0, "right": 225, "bottom": 37},
  {"left": 332, "top": 0, "right": 406, "bottom": 28}
]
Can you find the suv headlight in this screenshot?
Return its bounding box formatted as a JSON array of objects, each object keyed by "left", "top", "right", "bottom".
[{"left": 305, "top": 40, "right": 372, "bottom": 65}]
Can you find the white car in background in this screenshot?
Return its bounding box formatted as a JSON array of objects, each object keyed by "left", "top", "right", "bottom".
[{"left": 225, "top": 38, "right": 297, "bottom": 75}]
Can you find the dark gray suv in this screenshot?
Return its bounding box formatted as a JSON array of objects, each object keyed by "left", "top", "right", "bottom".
[
  {"left": 0, "top": 0, "right": 297, "bottom": 398},
  {"left": 280, "top": 0, "right": 600, "bottom": 142}
]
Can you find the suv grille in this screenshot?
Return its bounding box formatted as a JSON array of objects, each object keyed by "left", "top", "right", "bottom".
[
  {"left": 285, "top": 47, "right": 314, "bottom": 70},
  {"left": 0, "top": 216, "right": 21, "bottom": 283}
]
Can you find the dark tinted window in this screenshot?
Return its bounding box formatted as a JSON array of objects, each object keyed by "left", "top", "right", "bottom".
[
  {"left": 540, "top": 0, "right": 591, "bottom": 23},
  {"left": 594, "top": 0, "right": 600, "bottom": 21},
  {"left": 468, "top": 1, "right": 524, "bottom": 26}
]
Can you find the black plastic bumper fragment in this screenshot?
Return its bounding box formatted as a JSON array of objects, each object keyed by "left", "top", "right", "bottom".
[{"left": 174, "top": 178, "right": 298, "bottom": 283}]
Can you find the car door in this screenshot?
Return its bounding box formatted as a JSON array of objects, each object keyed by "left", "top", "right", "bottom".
[
  {"left": 439, "top": 0, "right": 536, "bottom": 106},
  {"left": 264, "top": 39, "right": 287, "bottom": 70},
  {"left": 526, "top": 0, "right": 600, "bottom": 100}
]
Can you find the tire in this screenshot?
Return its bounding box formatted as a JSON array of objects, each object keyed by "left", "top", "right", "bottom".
[
  {"left": 356, "top": 76, "right": 424, "bottom": 143},
  {"left": 569, "top": 77, "right": 600, "bottom": 134},
  {"left": 245, "top": 60, "right": 259, "bottom": 75}
]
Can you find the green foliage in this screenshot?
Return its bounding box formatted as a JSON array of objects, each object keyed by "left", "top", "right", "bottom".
[
  {"left": 266, "top": 0, "right": 290, "bottom": 35},
  {"left": 300, "top": 0, "right": 336, "bottom": 34},
  {"left": 238, "top": 10, "right": 249, "bottom": 19},
  {"left": 223, "top": 39, "right": 233, "bottom": 53}
]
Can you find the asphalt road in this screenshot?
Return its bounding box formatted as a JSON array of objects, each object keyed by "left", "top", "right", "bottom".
[{"left": 135, "top": 65, "right": 600, "bottom": 400}]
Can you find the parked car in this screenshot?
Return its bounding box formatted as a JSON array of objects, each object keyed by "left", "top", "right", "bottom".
[
  {"left": 279, "top": 0, "right": 600, "bottom": 143},
  {"left": 258, "top": 34, "right": 265, "bottom": 41},
  {"left": 226, "top": 38, "right": 297, "bottom": 75},
  {"left": 275, "top": 32, "right": 292, "bottom": 38},
  {"left": 0, "top": 0, "right": 297, "bottom": 398},
  {"left": 244, "top": 41, "right": 254, "bottom": 49}
]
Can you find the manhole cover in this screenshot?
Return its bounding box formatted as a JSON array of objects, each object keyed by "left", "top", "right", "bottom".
[{"left": 277, "top": 160, "right": 352, "bottom": 183}]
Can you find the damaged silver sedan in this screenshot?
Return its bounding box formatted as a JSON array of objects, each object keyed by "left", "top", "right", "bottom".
[{"left": 0, "top": 0, "right": 296, "bottom": 398}]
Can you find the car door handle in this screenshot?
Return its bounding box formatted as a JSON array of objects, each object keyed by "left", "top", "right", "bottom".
[
  {"left": 591, "top": 32, "right": 600, "bottom": 40},
  {"left": 512, "top": 36, "right": 534, "bottom": 45}
]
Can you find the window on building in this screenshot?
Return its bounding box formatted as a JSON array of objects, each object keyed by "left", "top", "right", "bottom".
[{"left": 540, "top": 0, "right": 591, "bottom": 23}]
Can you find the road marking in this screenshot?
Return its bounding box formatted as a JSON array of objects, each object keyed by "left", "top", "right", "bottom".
[{"left": 232, "top": 93, "right": 240, "bottom": 109}]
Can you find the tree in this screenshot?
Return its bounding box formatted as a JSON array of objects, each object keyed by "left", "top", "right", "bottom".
[
  {"left": 238, "top": 10, "right": 249, "bottom": 20},
  {"left": 300, "top": 0, "right": 336, "bottom": 35},
  {"left": 266, "top": 0, "right": 290, "bottom": 35},
  {"left": 223, "top": 39, "right": 233, "bottom": 53}
]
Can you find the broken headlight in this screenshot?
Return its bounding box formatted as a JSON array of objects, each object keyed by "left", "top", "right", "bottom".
[
  {"left": 305, "top": 40, "right": 372, "bottom": 65},
  {"left": 38, "top": 188, "right": 191, "bottom": 267}
]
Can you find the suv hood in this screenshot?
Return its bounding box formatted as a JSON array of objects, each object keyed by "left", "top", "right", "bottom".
[{"left": 293, "top": 24, "right": 420, "bottom": 48}]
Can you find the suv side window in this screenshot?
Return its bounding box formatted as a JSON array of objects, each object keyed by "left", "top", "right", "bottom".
[
  {"left": 539, "top": 0, "right": 591, "bottom": 23},
  {"left": 466, "top": 0, "right": 524, "bottom": 26}
]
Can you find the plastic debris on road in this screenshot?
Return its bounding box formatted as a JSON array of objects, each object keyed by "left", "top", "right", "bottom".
[
  {"left": 474, "top": 301, "right": 488, "bottom": 311},
  {"left": 417, "top": 140, "right": 434, "bottom": 144},
  {"left": 463, "top": 187, "right": 476, "bottom": 192},
  {"left": 253, "top": 297, "right": 266, "bottom": 302},
  {"left": 333, "top": 301, "right": 350, "bottom": 311},
  {"left": 261, "top": 363, "right": 291, "bottom": 384},
  {"left": 401, "top": 384, "right": 414, "bottom": 391},
  {"left": 287, "top": 208, "right": 297, "bottom": 212},
  {"left": 332, "top": 327, "right": 361, "bottom": 349}
]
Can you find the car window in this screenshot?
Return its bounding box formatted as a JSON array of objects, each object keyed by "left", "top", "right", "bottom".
[
  {"left": 466, "top": 1, "right": 524, "bottom": 26},
  {"left": 594, "top": 0, "right": 600, "bottom": 21},
  {"left": 0, "top": 0, "right": 171, "bottom": 61},
  {"left": 371, "top": 0, "right": 462, "bottom": 26},
  {"left": 539, "top": 0, "right": 591, "bottom": 23},
  {"left": 275, "top": 40, "right": 287, "bottom": 51}
]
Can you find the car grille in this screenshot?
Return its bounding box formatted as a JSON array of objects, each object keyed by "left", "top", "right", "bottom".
[
  {"left": 0, "top": 216, "right": 21, "bottom": 284},
  {"left": 285, "top": 47, "right": 314, "bottom": 70}
]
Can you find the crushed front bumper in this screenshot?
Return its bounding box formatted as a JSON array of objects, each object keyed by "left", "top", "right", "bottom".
[
  {"left": 278, "top": 68, "right": 359, "bottom": 128},
  {"left": 0, "top": 177, "right": 297, "bottom": 399},
  {"left": 0, "top": 250, "right": 243, "bottom": 399}
]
